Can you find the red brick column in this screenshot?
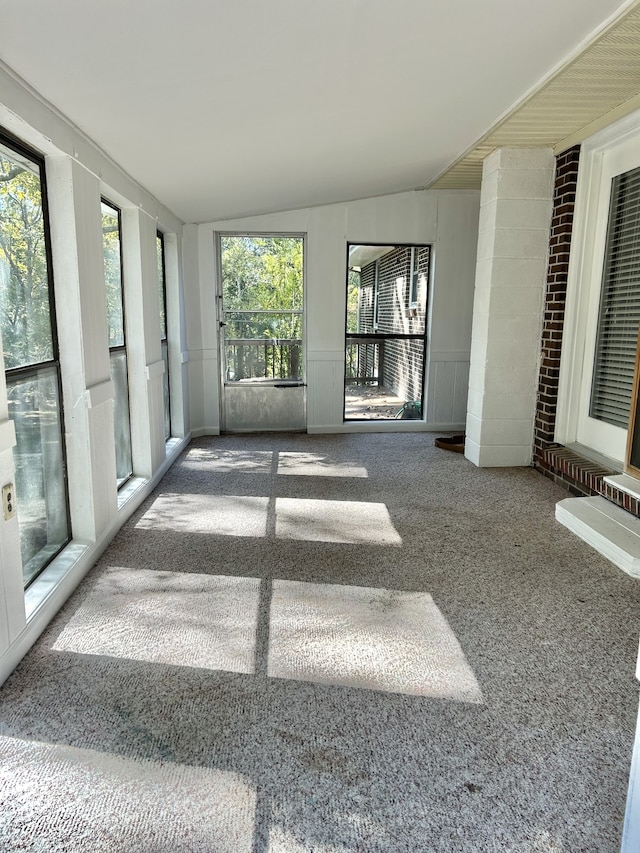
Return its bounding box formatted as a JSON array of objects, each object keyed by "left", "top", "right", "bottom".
[{"left": 533, "top": 145, "right": 581, "bottom": 469}]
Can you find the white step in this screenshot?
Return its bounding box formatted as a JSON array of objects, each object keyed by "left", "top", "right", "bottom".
[{"left": 556, "top": 496, "right": 640, "bottom": 579}]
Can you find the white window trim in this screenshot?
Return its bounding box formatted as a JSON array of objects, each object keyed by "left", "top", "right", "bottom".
[{"left": 556, "top": 107, "right": 640, "bottom": 467}]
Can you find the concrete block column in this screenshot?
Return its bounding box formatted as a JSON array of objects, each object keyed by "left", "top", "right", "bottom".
[{"left": 465, "top": 148, "right": 554, "bottom": 467}]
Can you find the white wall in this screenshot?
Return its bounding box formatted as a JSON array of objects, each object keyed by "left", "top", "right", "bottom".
[
  {"left": 0, "top": 65, "right": 190, "bottom": 686},
  {"left": 186, "top": 190, "right": 480, "bottom": 434}
]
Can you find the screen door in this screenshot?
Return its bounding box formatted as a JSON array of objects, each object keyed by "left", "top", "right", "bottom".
[{"left": 218, "top": 234, "right": 306, "bottom": 432}]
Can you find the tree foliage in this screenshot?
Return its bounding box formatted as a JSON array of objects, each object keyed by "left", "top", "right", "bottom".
[
  {"left": 0, "top": 157, "right": 53, "bottom": 370},
  {"left": 101, "top": 204, "right": 125, "bottom": 348},
  {"left": 220, "top": 236, "right": 304, "bottom": 379}
]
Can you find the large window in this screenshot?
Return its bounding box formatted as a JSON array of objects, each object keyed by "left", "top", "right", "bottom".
[
  {"left": 344, "top": 244, "right": 429, "bottom": 420},
  {"left": 558, "top": 116, "right": 640, "bottom": 464},
  {"left": 590, "top": 166, "right": 640, "bottom": 430},
  {"left": 157, "top": 231, "right": 170, "bottom": 440},
  {"left": 0, "top": 134, "right": 70, "bottom": 586},
  {"left": 101, "top": 200, "right": 132, "bottom": 487}
]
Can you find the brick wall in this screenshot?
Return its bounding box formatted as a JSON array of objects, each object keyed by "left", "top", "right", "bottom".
[
  {"left": 356, "top": 264, "right": 377, "bottom": 379},
  {"left": 534, "top": 145, "right": 580, "bottom": 460},
  {"left": 533, "top": 145, "right": 640, "bottom": 517}
]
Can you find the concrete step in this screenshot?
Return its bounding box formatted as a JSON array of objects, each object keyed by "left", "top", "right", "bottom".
[{"left": 556, "top": 496, "right": 640, "bottom": 579}]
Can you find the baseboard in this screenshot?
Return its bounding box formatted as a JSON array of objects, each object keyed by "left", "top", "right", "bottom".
[
  {"left": 308, "top": 422, "right": 464, "bottom": 434},
  {"left": 191, "top": 427, "right": 221, "bottom": 437}
]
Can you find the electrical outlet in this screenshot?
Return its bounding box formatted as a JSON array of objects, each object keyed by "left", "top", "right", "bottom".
[{"left": 2, "top": 483, "right": 15, "bottom": 521}]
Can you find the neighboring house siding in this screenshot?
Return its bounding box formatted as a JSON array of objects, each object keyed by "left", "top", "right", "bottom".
[
  {"left": 357, "top": 263, "right": 377, "bottom": 380},
  {"left": 358, "top": 264, "right": 375, "bottom": 333},
  {"left": 359, "top": 246, "right": 429, "bottom": 402},
  {"left": 533, "top": 145, "right": 640, "bottom": 518}
]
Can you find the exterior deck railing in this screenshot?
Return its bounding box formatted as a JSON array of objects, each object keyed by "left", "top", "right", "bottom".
[
  {"left": 225, "top": 338, "right": 302, "bottom": 381},
  {"left": 345, "top": 336, "right": 383, "bottom": 383}
]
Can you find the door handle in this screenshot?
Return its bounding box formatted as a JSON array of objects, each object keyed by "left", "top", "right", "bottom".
[
  {"left": 274, "top": 383, "right": 307, "bottom": 389},
  {"left": 219, "top": 321, "right": 227, "bottom": 327}
]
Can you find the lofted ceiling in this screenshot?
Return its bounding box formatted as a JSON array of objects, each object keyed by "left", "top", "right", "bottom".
[{"left": 0, "top": 0, "right": 637, "bottom": 223}]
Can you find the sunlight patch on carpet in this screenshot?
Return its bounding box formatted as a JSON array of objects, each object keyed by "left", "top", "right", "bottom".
[
  {"left": 182, "top": 447, "right": 273, "bottom": 473},
  {"left": 267, "top": 581, "right": 483, "bottom": 702},
  {"left": 135, "top": 494, "right": 269, "bottom": 537},
  {"left": 268, "top": 827, "right": 347, "bottom": 852},
  {"left": 52, "top": 569, "right": 260, "bottom": 674},
  {"left": 0, "top": 735, "right": 256, "bottom": 852},
  {"left": 275, "top": 499, "right": 401, "bottom": 545},
  {"left": 277, "top": 452, "right": 368, "bottom": 478}
]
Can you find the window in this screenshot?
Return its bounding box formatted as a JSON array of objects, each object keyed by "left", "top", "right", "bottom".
[
  {"left": 344, "top": 244, "right": 430, "bottom": 420},
  {"left": 101, "top": 200, "right": 132, "bottom": 487},
  {"left": 590, "top": 166, "right": 640, "bottom": 430},
  {"left": 557, "top": 113, "right": 640, "bottom": 464},
  {"left": 373, "top": 261, "right": 380, "bottom": 330},
  {"left": 0, "top": 133, "right": 70, "bottom": 586},
  {"left": 409, "top": 247, "right": 419, "bottom": 307},
  {"left": 157, "top": 231, "right": 170, "bottom": 441}
]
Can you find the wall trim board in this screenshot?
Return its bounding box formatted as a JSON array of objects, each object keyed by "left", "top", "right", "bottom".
[
  {"left": 85, "top": 379, "right": 115, "bottom": 409},
  {"left": 145, "top": 359, "right": 166, "bottom": 381},
  {"left": 308, "top": 422, "right": 466, "bottom": 434}
]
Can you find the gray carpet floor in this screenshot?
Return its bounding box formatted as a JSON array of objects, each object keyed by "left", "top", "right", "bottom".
[{"left": 1, "top": 432, "right": 639, "bottom": 852}]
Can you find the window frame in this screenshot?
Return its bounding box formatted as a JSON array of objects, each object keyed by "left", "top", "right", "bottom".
[
  {"left": 101, "top": 197, "right": 133, "bottom": 488},
  {"left": 157, "top": 229, "right": 171, "bottom": 441},
  {"left": 0, "top": 128, "right": 71, "bottom": 586},
  {"left": 556, "top": 110, "right": 640, "bottom": 466}
]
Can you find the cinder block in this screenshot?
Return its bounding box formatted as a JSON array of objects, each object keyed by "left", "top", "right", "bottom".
[
  {"left": 474, "top": 392, "right": 536, "bottom": 421},
  {"left": 487, "top": 257, "right": 548, "bottom": 288},
  {"left": 492, "top": 148, "right": 555, "bottom": 172},
  {"left": 488, "top": 285, "right": 543, "bottom": 316},
  {"left": 496, "top": 169, "right": 555, "bottom": 201},
  {"left": 491, "top": 227, "right": 552, "bottom": 260},
  {"left": 482, "top": 363, "right": 539, "bottom": 395},
  {"left": 491, "top": 198, "right": 553, "bottom": 230},
  {"left": 464, "top": 436, "right": 481, "bottom": 466},
  {"left": 476, "top": 228, "right": 497, "bottom": 261},
  {"left": 465, "top": 412, "right": 482, "bottom": 444},
  {"left": 479, "top": 169, "right": 500, "bottom": 206},
  {"left": 478, "top": 417, "right": 534, "bottom": 447},
  {"left": 477, "top": 444, "right": 533, "bottom": 467}
]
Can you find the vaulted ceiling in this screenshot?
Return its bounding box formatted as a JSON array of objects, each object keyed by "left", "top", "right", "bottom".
[{"left": 1, "top": 0, "right": 637, "bottom": 223}]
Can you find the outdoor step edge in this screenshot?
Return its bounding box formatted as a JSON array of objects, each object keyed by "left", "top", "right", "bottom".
[{"left": 556, "top": 496, "right": 640, "bottom": 579}]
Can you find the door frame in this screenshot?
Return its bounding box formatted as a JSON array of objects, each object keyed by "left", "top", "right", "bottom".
[{"left": 215, "top": 231, "right": 307, "bottom": 433}]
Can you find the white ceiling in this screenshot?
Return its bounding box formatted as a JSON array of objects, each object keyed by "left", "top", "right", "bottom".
[{"left": 0, "top": 0, "right": 632, "bottom": 223}]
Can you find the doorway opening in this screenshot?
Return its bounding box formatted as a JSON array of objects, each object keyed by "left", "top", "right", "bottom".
[
  {"left": 218, "top": 235, "right": 305, "bottom": 432},
  {"left": 344, "top": 244, "right": 429, "bottom": 421}
]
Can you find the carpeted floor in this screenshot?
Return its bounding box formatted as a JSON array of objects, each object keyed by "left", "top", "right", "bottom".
[{"left": 1, "top": 432, "right": 639, "bottom": 852}]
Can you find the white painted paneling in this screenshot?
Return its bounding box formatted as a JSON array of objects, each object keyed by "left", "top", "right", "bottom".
[
  {"left": 122, "top": 208, "right": 166, "bottom": 478},
  {"left": 163, "top": 232, "right": 188, "bottom": 439},
  {"left": 427, "top": 354, "right": 470, "bottom": 429},
  {"left": 307, "top": 357, "right": 345, "bottom": 430},
  {"left": 192, "top": 190, "right": 480, "bottom": 433},
  {"left": 47, "top": 157, "right": 117, "bottom": 541}
]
